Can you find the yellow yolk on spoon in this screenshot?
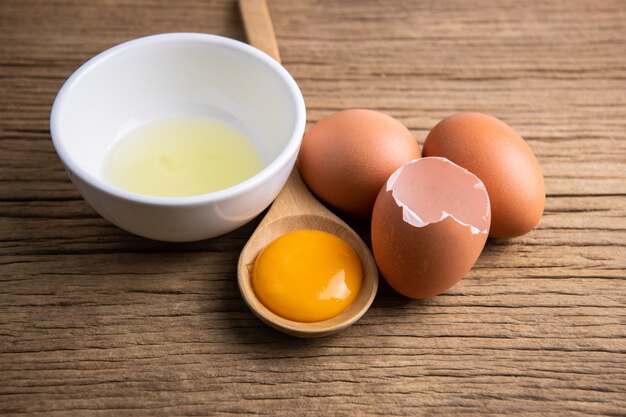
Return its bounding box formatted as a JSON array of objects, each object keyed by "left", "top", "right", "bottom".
[{"left": 252, "top": 230, "right": 363, "bottom": 323}]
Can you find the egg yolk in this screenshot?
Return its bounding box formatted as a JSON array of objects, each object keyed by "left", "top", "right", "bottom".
[{"left": 252, "top": 230, "right": 363, "bottom": 323}]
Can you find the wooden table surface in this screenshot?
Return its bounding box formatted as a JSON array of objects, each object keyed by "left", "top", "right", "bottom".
[{"left": 1, "top": 1, "right": 625, "bottom": 415}]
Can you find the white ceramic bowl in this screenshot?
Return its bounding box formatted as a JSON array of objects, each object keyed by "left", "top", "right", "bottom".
[{"left": 50, "top": 33, "right": 306, "bottom": 242}]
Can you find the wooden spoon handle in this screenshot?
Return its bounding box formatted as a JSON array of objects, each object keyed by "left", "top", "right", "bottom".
[
  {"left": 239, "top": 0, "right": 281, "bottom": 62},
  {"left": 263, "top": 168, "right": 332, "bottom": 222},
  {"left": 239, "top": 0, "right": 333, "bottom": 223}
]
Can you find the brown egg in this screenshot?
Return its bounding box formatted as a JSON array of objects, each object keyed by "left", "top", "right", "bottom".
[
  {"left": 298, "top": 109, "right": 421, "bottom": 218},
  {"left": 372, "top": 157, "right": 490, "bottom": 298},
  {"left": 423, "top": 112, "right": 544, "bottom": 238}
]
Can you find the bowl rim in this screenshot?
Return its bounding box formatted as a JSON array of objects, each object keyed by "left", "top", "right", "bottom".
[{"left": 50, "top": 32, "right": 306, "bottom": 207}]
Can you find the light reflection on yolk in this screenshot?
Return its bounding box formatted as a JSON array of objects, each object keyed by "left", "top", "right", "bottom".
[{"left": 252, "top": 230, "right": 363, "bottom": 323}]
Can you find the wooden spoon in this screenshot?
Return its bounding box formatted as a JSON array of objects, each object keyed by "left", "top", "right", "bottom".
[{"left": 237, "top": 0, "right": 378, "bottom": 338}]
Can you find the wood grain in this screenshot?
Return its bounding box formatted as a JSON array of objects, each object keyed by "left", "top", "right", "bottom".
[{"left": 1, "top": 0, "right": 625, "bottom": 415}]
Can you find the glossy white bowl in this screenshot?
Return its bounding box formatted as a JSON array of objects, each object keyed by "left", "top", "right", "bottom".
[{"left": 50, "top": 33, "right": 306, "bottom": 242}]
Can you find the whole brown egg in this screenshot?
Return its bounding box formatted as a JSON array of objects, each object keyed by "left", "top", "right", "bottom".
[
  {"left": 423, "top": 112, "right": 544, "bottom": 238},
  {"left": 298, "top": 109, "right": 421, "bottom": 218}
]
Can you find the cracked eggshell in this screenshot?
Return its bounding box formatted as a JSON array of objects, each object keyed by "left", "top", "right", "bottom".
[
  {"left": 298, "top": 109, "right": 421, "bottom": 218},
  {"left": 371, "top": 157, "right": 491, "bottom": 299},
  {"left": 423, "top": 112, "right": 544, "bottom": 238}
]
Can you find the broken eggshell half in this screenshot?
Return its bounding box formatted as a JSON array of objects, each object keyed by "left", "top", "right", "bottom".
[{"left": 371, "top": 157, "right": 491, "bottom": 298}]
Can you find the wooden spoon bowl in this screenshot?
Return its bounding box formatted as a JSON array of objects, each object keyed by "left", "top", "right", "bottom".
[{"left": 237, "top": 170, "right": 379, "bottom": 338}]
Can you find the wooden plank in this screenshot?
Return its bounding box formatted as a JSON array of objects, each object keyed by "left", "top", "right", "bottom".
[{"left": 0, "top": 0, "right": 624, "bottom": 415}]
